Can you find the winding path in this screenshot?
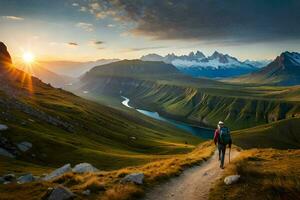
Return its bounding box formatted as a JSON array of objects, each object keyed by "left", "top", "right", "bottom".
[{"left": 142, "top": 149, "right": 240, "bottom": 200}]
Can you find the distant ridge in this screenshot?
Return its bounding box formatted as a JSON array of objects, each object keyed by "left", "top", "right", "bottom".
[
  {"left": 229, "top": 51, "right": 300, "bottom": 86},
  {"left": 141, "top": 51, "right": 259, "bottom": 78}
]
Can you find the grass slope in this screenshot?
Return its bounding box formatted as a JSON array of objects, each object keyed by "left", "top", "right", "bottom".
[
  {"left": 233, "top": 117, "right": 300, "bottom": 149},
  {"left": 209, "top": 149, "right": 300, "bottom": 200},
  {"left": 76, "top": 60, "right": 300, "bottom": 131},
  {"left": 0, "top": 64, "right": 202, "bottom": 173}
]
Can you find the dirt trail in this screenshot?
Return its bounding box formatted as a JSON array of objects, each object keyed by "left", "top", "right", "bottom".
[{"left": 142, "top": 149, "right": 240, "bottom": 200}]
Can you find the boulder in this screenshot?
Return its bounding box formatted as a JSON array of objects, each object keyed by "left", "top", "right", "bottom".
[
  {"left": 17, "top": 173, "right": 35, "bottom": 184},
  {"left": 0, "top": 148, "right": 15, "bottom": 158},
  {"left": 43, "top": 164, "right": 72, "bottom": 181},
  {"left": 224, "top": 175, "right": 240, "bottom": 185},
  {"left": 82, "top": 189, "right": 91, "bottom": 196},
  {"left": 3, "top": 173, "right": 15, "bottom": 181},
  {"left": 17, "top": 141, "right": 32, "bottom": 152},
  {"left": 0, "top": 124, "right": 8, "bottom": 131},
  {"left": 121, "top": 173, "right": 144, "bottom": 185},
  {"left": 47, "top": 186, "right": 75, "bottom": 200},
  {"left": 72, "top": 163, "right": 99, "bottom": 173}
]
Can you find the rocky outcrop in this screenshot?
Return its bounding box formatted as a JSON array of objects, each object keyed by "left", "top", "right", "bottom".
[
  {"left": 0, "top": 42, "right": 12, "bottom": 66},
  {"left": 0, "top": 97, "right": 74, "bottom": 132},
  {"left": 121, "top": 173, "right": 144, "bottom": 184},
  {"left": 72, "top": 163, "right": 99, "bottom": 173},
  {"left": 43, "top": 164, "right": 72, "bottom": 181}
]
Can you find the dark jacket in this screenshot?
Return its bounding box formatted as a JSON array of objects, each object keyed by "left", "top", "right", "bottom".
[{"left": 214, "top": 128, "right": 232, "bottom": 147}]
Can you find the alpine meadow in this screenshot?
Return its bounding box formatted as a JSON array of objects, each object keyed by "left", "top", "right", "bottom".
[{"left": 0, "top": 1, "right": 299, "bottom": 200}]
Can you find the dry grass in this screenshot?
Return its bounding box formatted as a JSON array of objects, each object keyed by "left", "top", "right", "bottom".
[
  {"left": 100, "top": 184, "right": 143, "bottom": 200},
  {"left": 0, "top": 141, "right": 214, "bottom": 200},
  {"left": 209, "top": 149, "right": 300, "bottom": 200}
]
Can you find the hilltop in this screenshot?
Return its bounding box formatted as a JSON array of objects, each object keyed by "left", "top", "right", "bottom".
[{"left": 228, "top": 51, "right": 300, "bottom": 86}]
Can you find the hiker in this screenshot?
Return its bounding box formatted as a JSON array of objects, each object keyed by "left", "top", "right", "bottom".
[{"left": 214, "top": 121, "right": 232, "bottom": 169}]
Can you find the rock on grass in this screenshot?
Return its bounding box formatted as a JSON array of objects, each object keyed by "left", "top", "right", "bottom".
[
  {"left": 43, "top": 164, "right": 72, "bottom": 181},
  {"left": 224, "top": 175, "right": 240, "bottom": 185},
  {"left": 72, "top": 163, "right": 99, "bottom": 173},
  {"left": 121, "top": 173, "right": 144, "bottom": 185}
]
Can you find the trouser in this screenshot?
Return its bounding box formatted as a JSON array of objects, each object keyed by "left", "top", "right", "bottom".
[{"left": 218, "top": 143, "right": 226, "bottom": 167}]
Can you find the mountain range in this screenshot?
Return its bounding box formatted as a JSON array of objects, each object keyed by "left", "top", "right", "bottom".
[
  {"left": 141, "top": 51, "right": 269, "bottom": 78},
  {"left": 229, "top": 51, "right": 300, "bottom": 86}
]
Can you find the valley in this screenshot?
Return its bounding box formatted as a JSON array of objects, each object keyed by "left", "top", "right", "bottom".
[
  {"left": 0, "top": 42, "right": 203, "bottom": 174},
  {"left": 73, "top": 60, "right": 300, "bottom": 132},
  {"left": 1, "top": 1, "right": 300, "bottom": 199},
  {"left": 1, "top": 44, "right": 300, "bottom": 200}
]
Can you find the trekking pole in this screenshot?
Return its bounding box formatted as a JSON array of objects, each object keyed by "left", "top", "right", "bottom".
[{"left": 229, "top": 147, "right": 231, "bottom": 164}]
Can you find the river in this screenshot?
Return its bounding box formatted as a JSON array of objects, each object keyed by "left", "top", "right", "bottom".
[{"left": 121, "top": 96, "right": 214, "bottom": 139}]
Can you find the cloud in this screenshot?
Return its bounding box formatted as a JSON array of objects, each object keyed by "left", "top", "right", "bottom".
[
  {"left": 78, "top": 0, "right": 300, "bottom": 44},
  {"left": 90, "top": 2, "right": 100, "bottom": 10},
  {"left": 76, "top": 22, "right": 94, "bottom": 32},
  {"left": 125, "top": 46, "right": 166, "bottom": 52},
  {"left": 79, "top": 6, "right": 87, "bottom": 12},
  {"left": 107, "top": 24, "right": 115, "bottom": 28},
  {"left": 68, "top": 42, "right": 78, "bottom": 46},
  {"left": 72, "top": 3, "right": 79, "bottom": 7},
  {"left": 94, "top": 41, "right": 104, "bottom": 45},
  {"left": 2, "top": 15, "right": 24, "bottom": 21}
]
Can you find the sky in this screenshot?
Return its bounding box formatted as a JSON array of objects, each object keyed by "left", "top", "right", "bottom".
[{"left": 0, "top": 0, "right": 300, "bottom": 62}]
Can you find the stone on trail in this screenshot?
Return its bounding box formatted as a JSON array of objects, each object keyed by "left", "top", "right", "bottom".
[
  {"left": 17, "top": 141, "right": 32, "bottom": 152},
  {"left": 0, "top": 124, "right": 8, "bottom": 131},
  {"left": 72, "top": 163, "right": 99, "bottom": 173},
  {"left": 224, "top": 175, "right": 240, "bottom": 185},
  {"left": 121, "top": 172, "right": 144, "bottom": 185},
  {"left": 17, "top": 173, "right": 35, "bottom": 184},
  {"left": 47, "top": 185, "right": 75, "bottom": 200},
  {"left": 43, "top": 164, "right": 72, "bottom": 181}
]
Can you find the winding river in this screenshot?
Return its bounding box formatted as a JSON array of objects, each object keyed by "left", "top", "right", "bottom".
[{"left": 121, "top": 96, "right": 214, "bottom": 139}]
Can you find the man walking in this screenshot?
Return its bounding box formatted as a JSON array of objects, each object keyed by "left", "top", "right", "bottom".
[{"left": 214, "top": 121, "right": 232, "bottom": 169}]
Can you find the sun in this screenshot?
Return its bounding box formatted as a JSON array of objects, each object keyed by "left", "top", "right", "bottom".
[{"left": 22, "top": 52, "right": 35, "bottom": 64}]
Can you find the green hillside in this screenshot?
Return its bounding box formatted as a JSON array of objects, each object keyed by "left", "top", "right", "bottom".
[
  {"left": 0, "top": 43, "right": 202, "bottom": 174},
  {"left": 233, "top": 117, "right": 300, "bottom": 149}
]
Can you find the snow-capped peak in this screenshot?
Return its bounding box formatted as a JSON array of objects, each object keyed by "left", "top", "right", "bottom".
[{"left": 140, "top": 50, "right": 256, "bottom": 70}]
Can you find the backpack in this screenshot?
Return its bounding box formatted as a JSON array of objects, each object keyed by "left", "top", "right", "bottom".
[{"left": 219, "top": 127, "right": 231, "bottom": 145}]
